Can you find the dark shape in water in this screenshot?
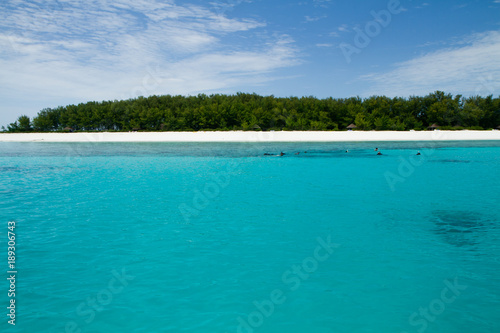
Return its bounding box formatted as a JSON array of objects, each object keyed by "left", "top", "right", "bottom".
[
  {"left": 435, "top": 159, "right": 471, "bottom": 163},
  {"left": 430, "top": 210, "right": 493, "bottom": 248},
  {"left": 0, "top": 166, "right": 21, "bottom": 172}
]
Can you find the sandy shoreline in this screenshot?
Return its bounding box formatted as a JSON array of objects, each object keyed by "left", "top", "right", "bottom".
[{"left": 0, "top": 130, "right": 499, "bottom": 142}]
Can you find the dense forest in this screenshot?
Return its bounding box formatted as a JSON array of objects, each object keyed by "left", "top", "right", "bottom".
[{"left": 4, "top": 91, "right": 500, "bottom": 132}]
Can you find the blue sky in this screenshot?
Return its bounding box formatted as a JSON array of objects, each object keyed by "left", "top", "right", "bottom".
[{"left": 1, "top": 0, "right": 499, "bottom": 127}]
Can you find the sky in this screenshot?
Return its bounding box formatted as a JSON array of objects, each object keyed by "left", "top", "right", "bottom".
[{"left": 1, "top": 0, "right": 499, "bottom": 127}]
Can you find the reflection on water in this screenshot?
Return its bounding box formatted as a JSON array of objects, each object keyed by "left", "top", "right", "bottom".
[{"left": 430, "top": 210, "right": 494, "bottom": 247}]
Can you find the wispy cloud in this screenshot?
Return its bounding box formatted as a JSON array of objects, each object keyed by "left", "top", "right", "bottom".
[
  {"left": 159, "top": 37, "right": 301, "bottom": 94},
  {"left": 313, "top": 0, "right": 332, "bottom": 8},
  {"left": 453, "top": 3, "right": 468, "bottom": 10},
  {"left": 304, "top": 15, "right": 326, "bottom": 23},
  {"left": 415, "top": 2, "right": 430, "bottom": 9},
  {"left": 337, "top": 24, "right": 349, "bottom": 32},
  {"left": 328, "top": 24, "right": 349, "bottom": 38},
  {"left": 361, "top": 30, "right": 500, "bottom": 97},
  {"left": 209, "top": 0, "right": 253, "bottom": 16},
  {"left": 0, "top": 0, "right": 299, "bottom": 114}
]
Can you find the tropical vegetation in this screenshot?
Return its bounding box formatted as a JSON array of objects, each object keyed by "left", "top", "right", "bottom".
[{"left": 3, "top": 91, "right": 500, "bottom": 132}]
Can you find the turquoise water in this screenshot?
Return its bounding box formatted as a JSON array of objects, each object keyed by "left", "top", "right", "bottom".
[{"left": 1, "top": 141, "right": 499, "bottom": 333}]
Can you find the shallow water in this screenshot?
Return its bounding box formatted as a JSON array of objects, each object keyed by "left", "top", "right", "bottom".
[{"left": 1, "top": 141, "right": 499, "bottom": 333}]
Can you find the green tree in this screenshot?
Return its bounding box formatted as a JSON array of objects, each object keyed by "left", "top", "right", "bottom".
[
  {"left": 32, "top": 108, "right": 61, "bottom": 131},
  {"left": 11, "top": 91, "right": 499, "bottom": 132},
  {"left": 17, "top": 115, "right": 32, "bottom": 132}
]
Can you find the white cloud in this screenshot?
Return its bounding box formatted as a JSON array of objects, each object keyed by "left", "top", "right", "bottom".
[
  {"left": 313, "top": 0, "right": 332, "bottom": 8},
  {"left": 338, "top": 24, "right": 349, "bottom": 32},
  {"left": 154, "top": 37, "right": 301, "bottom": 95},
  {"left": 415, "top": 2, "right": 430, "bottom": 9},
  {"left": 0, "top": 34, "right": 299, "bottom": 103},
  {"left": 360, "top": 30, "right": 500, "bottom": 97},
  {"left": 209, "top": 0, "right": 253, "bottom": 16},
  {"left": 0, "top": 0, "right": 265, "bottom": 55},
  {"left": 304, "top": 16, "right": 326, "bottom": 23},
  {"left": 329, "top": 24, "right": 349, "bottom": 38},
  {"left": 0, "top": 0, "right": 299, "bottom": 124}
]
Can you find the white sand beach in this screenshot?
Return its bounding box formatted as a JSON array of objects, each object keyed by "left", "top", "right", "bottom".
[{"left": 0, "top": 130, "right": 499, "bottom": 142}]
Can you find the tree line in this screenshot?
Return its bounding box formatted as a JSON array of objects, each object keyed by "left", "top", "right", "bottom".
[{"left": 4, "top": 91, "right": 500, "bottom": 132}]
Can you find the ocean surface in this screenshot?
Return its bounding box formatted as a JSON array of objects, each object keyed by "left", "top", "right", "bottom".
[{"left": 1, "top": 141, "right": 499, "bottom": 333}]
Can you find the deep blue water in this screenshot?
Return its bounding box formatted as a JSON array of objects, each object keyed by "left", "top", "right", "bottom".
[{"left": 1, "top": 141, "right": 499, "bottom": 333}]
